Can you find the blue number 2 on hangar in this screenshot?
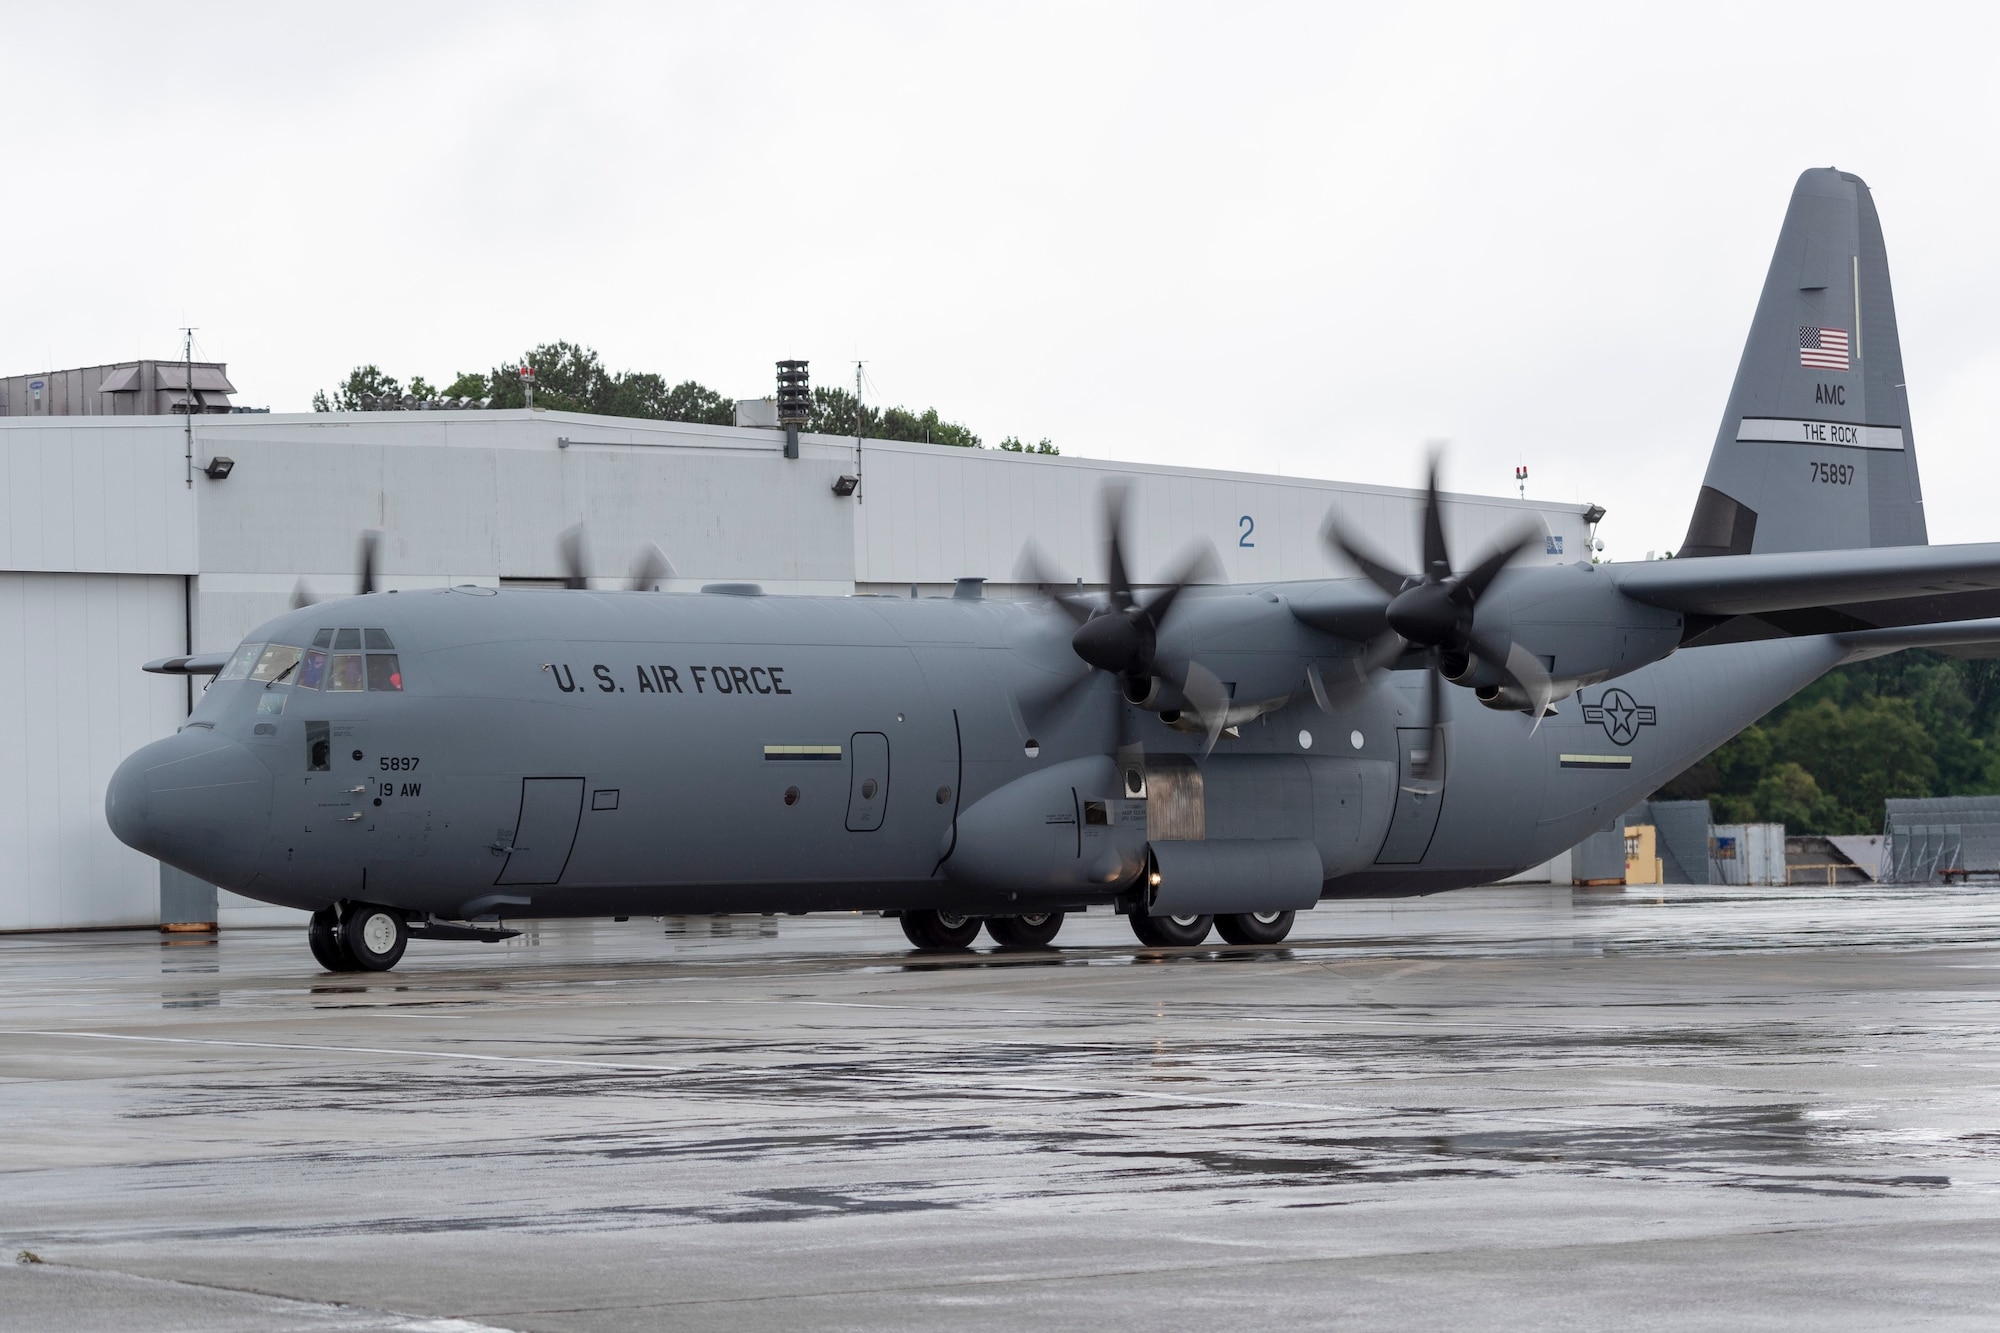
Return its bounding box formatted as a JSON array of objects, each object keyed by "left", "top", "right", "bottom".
[{"left": 1239, "top": 515, "right": 1255, "bottom": 548}]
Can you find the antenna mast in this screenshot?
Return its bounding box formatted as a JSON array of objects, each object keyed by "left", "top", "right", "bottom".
[
  {"left": 181, "top": 326, "right": 197, "bottom": 488},
  {"left": 851, "top": 360, "right": 866, "bottom": 502}
]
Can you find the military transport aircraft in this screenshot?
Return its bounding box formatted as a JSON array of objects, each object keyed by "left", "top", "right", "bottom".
[{"left": 107, "top": 167, "right": 2000, "bottom": 971}]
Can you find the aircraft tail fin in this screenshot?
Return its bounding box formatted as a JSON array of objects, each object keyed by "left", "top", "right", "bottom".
[{"left": 1679, "top": 168, "right": 1925, "bottom": 557}]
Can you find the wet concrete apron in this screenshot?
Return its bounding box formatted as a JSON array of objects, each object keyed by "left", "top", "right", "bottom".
[{"left": 3, "top": 884, "right": 1999, "bottom": 1330}]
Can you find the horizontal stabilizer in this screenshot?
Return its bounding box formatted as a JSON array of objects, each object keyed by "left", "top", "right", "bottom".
[
  {"left": 142, "top": 653, "right": 232, "bottom": 676},
  {"left": 1612, "top": 542, "right": 2000, "bottom": 618},
  {"left": 1838, "top": 617, "right": 2000, "bottom": 655}
]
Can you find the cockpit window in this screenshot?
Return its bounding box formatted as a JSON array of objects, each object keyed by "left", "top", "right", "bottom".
[
  {"left": 365, "top": 628, "right": 395, "bottom": 650},
  {"left": 311, "top": 628, "right": 334, "bottom": 649},
  {"left": 297, "top": 648, "right": 328, "bottom": 690},
  {"left": 333, "top": 628, "right": 362, "bottom": 651},
  {"left": 218, "top": 642, "right": 264, "bottom": 681},
  {"left": 248, "top": 644, "right": 303, "bottom": 683},
  {"left": 326, "top": 654, "right": 365, "bottom": 691},
  {"left": 367, "top": 654, "right": 403, "bottom": 691}
]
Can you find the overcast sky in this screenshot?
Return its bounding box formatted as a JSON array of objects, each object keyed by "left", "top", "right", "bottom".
[{"left": 7, "top": 3, "right": 1998, "bottom": 561}]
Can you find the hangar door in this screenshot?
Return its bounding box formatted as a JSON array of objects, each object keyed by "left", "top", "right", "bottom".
[
  {"left": 0, "top": 572, "right": 189, "bottom": 930},
  {"left": 496, "top": 778, "right": 585, "bottom": 885}
]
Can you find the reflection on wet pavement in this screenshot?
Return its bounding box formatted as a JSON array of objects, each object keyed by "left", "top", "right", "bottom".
[{"left": 3, "top": 883, "right": 2000, "bottom": 1330}]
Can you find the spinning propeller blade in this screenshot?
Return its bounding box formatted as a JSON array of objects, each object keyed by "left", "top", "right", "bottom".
[{"left": 1321, "top": 449, "right": 1548, "bottom": 729}]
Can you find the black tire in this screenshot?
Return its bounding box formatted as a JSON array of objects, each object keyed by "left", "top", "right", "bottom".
[
  {"left": 899, "top": 909, "right": 983, "bottom": 950},
  {"left": 307, "top": 907, "right": 358, "bottom": 972},
  {"left": 1130, "top": 912, "right": 1213, "bottom": 947},
  {"left": 985, "top": 911, "right": 1065, "bottom": 950},
  {"left": 1215, "top": 910, "right": 1296, "bottom": 945},
  {"left": 339, "top": 902, "right": 408, "bottom": 971}
]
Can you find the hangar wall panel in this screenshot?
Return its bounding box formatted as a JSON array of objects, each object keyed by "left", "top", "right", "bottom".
[
  {"left": 0, "top": 573, "right": 188, "bottom": 930},
  {"left": 849, "top": 441, "right": 1588, "bottom": 590},
  {"left": 2, "top": 422, "right": 197, "bottom": 574}
]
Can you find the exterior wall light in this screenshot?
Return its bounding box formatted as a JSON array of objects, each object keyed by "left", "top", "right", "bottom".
[
  {"left": 202, "top": 457, "right": 235, "bottom": 480},
  {"left": 831, "top": 475, "right": 859, "bottom": 497}
]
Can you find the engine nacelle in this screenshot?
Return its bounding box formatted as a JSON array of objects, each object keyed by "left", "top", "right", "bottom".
[{"left": 944, "top": 757, "right": 1148, "bottom": 894}]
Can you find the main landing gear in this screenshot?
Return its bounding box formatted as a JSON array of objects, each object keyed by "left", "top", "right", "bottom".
[
  {"left": 985, "top": 911, "right": 1064, "bottom": 950},
  {"left": 307, "top": 902, "right": 410, "bottom": 973},
  {"left": 1129, "top": 910, "right": 1297, "bottom": 947},
  {"left": 900, "top": 908, "right": 984, "bottom": 950},
  {"left": 899, "top": 909, "right": 1068, "bottom": 951}
]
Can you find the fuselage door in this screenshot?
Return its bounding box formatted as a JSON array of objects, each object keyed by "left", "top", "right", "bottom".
[
  {"left": 1374, "top": 727, "right": 1447, "bottom": 864},
  {"left": 845, "top": 732, "right": 890, "bottom": 832},
  {"left": 496, "top": 777, "right": 585, "bottom": 885}
]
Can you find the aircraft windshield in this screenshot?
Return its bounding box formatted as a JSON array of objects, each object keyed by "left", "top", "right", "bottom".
[
  {"left": 248, "top": 644, "right": 303, "bottom": 683},
  {"left": 217, "top": 642, "right": 264, "bottom": 681}
]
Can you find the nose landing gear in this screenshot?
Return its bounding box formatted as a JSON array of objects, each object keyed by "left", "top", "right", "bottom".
[{"left": 306, "top": 902, "right": 410, "bottom": 972}]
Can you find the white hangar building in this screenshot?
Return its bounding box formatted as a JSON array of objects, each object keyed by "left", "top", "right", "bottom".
[{"left": 0, "top": 406, "right": 1600, "bottom": 931}]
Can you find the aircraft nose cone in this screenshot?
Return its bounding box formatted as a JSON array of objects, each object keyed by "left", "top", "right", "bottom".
[
  {"left": 1385, "top": 582, "right": 1459, "bottom": 646},
  {"left": 106, "top": 729, "right": 273, "bottom": 891}
]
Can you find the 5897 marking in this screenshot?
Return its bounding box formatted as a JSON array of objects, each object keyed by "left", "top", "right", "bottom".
[
  {"left": 1809, "top": 461, "right": 1855, "bottom": 485},
  {"left": 379, "top": 756, "right": 420, "bottom": 771}
]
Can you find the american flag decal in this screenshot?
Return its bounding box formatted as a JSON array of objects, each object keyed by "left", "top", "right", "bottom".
[{"left": 1799, "top": 325, "right": 1851, "bottom": 371}]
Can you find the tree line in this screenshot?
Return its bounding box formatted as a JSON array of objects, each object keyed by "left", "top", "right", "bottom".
[
  {"left": 312, "top": 341, "right": 1058, "bottom": 453},
  {"left": 1657, "top": 651, "right": 2000, "bottom": 833}
]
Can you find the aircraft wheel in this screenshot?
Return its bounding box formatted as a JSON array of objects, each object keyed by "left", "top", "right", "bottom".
[
  {"left": 900, "top": 909, "right": 983, "bottom": 950},
  {"left": 1130, "top": 912, "right": 1213, "bottom": 947},
  {"left": 985, "top": 911, "right": 1065, "bottom": 950},
  {"left": 339, "top": 903, "right": 408, "bottom": 971},
  {"left": 1215, "top": 910, "right": 1296, "bottom": 945},
  {"left": 307, "top": 907, "right": 358, "bottom": 972}
]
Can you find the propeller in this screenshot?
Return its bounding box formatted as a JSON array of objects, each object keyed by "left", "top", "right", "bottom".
[
  {"left": 556, "top": 526, "right": 676, "bottom": 591},
  {"left": 1014, "top": 485, "right": 1228, "bottom": 754},
  {"left": 1321, "top": 454, "right": 1550, "bottom": 760},
  {"left": 628, "top": 542, "right": 674, "bottom": 592},
  {"left": 558, "top": 525, "right": 589, "bottom": 590},
  {"left": 291, "top": 529, "right": 383, "bottom": 608}
]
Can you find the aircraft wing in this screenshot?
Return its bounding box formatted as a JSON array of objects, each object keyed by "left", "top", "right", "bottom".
[{"left": 1610, "top": 543, "right": 2000, "bottom": 617}]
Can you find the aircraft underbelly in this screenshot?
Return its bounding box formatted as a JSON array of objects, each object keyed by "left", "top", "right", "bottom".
[{"left": 1409, "top": 635, "right": 1849, "bottom": 877}]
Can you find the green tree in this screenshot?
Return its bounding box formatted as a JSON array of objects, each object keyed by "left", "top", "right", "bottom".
[
  {"left": 442, "top": 371, "right": 489, "bottom": 401},
  {"left": 312, "top": 364, "right": 403, "bottom": 412},
  {"left": 999, "top": 435, "right": 1060, "bottom": 455},
  {"left": 313, "top": 345, "right": 1043, "bottom": 443}
]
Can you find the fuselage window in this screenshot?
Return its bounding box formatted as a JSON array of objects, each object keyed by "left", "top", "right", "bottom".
[
  {"left": 249, "top": 644, "right": 303, "bottom": 684},
  {"left": 218, "top": 642, "right": 264, "bottom": 681},
  {"left": 327, "top": 654, "right": 365, "bottom": 691},
  {"left": 365, "top": 628, "right": 395, "bottom": 650},
  {"left": 333, "top": 628, "right": 362, "bottom": 651},
  {"left": 366, "top": 653, "right": 403, "bottom": 691},
  {"left": 298, "top": 649, "right": 327, "bottom": 690}
]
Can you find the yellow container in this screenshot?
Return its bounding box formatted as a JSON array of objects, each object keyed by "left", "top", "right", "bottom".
[{"left": 1624, "top": 824, "right": 1663, "bottom": 885}]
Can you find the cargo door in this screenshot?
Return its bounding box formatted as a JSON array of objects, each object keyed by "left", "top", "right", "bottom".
[
  {"left": 1374, "top": 727, "right": 1447, "bottom": 864},
  {"left": 845, "top": 732, "right": 889, "bottom": 832},
  {"left": 496, "top": 777, "right": 585, "bottom": 885}
]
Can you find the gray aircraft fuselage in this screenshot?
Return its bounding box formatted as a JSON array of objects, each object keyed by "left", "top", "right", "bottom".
[{"left": 105, "top": 578, "right": 1846, "bottom": 923}]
